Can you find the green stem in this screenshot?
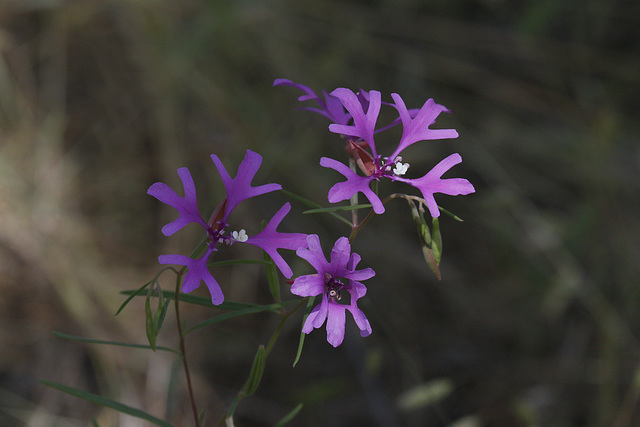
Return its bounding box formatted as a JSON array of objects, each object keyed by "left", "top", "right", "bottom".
[
  {"left": 175, "top": 273, "right": 201, "bottom": 427},
  {"left": 215, "top": 298, "right": 308, "bottom": 426}
]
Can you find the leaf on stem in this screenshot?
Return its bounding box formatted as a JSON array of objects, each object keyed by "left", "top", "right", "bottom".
[
  {"left": 52, "top": 331, "right": 178, "bottom": 353},
  {"left": 293, "top": 296, "right": 316, "bottom": 367},
  {"left": 264, "top": 251, "right": 281, "bottom": 303},
  {"left": 281, "top": 188, "right": 352, "bottom": 227},
  {"left": 243, "top": 345, "right": 267, "bottom": 396},
  {"left": 40, "top": 380, "right": 177, "bottom": 427},
  {"left": 274, "top": 403, "right": 304, "bottom": 427},
  {"left": 185, "top": 300, "right": 298, "bottom": 334},
  {"left": 408, "top": 199, "right": 442, "bottom": 280}
]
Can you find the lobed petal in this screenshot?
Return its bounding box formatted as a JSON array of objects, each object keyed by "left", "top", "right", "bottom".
[
  {"left": 158, "top": 247, "right": 224, "bottom": 305},
  {"left": 388, "top": 94, "right": 459, "bottom": 161},
  {"left": 394, "top": 153, "right": 475, "bottom": 217},
  {"left": 328, "top": 88, "right": 381, "bottom": 158},
  {"left": 320, "top": 157, "right": 384, "bottom": 214},
  {"left": 347, "top": 305, "right": 372, "bottom": 337},
  {"left": 147, "top": 167, "right": 208, "bottom": 236},
  {"left": 295, "top": 234, "right": 329, "bottom": 275},
  {"left": 274, "top": 79, "right": 351, "bottom": 125},
  {"left": 210, "top": 150, "right": 281, "bottom": 222},
  {"left": 244, "top": 203, "right": 308, "bottom": 278}
]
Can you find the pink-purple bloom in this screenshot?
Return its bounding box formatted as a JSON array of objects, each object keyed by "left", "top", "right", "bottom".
[
  {"left": 321, "top": 87, "right": 475, "bottom": 216},
  {"left": 148, "top": 149, "right": 307, "bottom": 305},
  {"left": 290, "top": 235, "right": 374, "bottom": 347}
]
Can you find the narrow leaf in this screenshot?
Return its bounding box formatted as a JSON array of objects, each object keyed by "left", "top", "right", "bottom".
[
  {"left": 303, "top": 204, "right": 372, "bottom": 214},
  {"left": 293, "top": 296, "right": 315, "bottom": 367},
  {"left": 281, "top": 188, "right": 352, "bottom": 227},
  {"left": 208, "top": 259, "right": 268, "bottom": 267},
  {"left": 116, "top": 279, "right": 151, "bottom": 315},
  {"left": 40, "top": 380, "right": 176, "bottom": 427},
  {"left": 185, "top": 300, "right": 298, "bottom": 334},
  {"left": 243, "top": 346, "right": 267, "bottom": 396},
  {"left": 431, "top": 217, "right": 443, "bottom": 265},
  {"left": 264, "top": 252, "right": 281, "bottom": 303},
  {"left": 274, "top": 403, "right": 304, "bottom": 427},
  {"left": 121, "top": 290, "right": 260, "bottom": 309},
  {"left": 52, "top": 331, "right": 178, "bottom": 353},
  {"left": 438, "top": 206, "right": 464, "bottom": 222},
  {"left": 145, "top": 294, "right": 157, "bottom": 351}
]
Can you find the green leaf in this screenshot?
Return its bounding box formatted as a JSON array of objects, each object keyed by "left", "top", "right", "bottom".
[
  {"left": 145, "top": 294, "right": 157, "bottom": 351},
  {"left": 274, "top": 403, "right": 304, "bottom": 427},
  {"left": 52, "top": 331, "right": 178, "bottom": 353},
  {"left": 185, "top": 300, "right": 298, "bottom": 334},
  {"left": 281, "top": 188, "right": 352, "bottom": 227},
  {"left": 264, "top": 251, "right": 281, "bottom": 303},
  {"left": 431, "top": 217, "right": 443, "bottom": 265},
  {"left": 293, "top": 296, "right": 315, "bottom": 367},
  {"left": 116, "top": 279, "right": 151, "bottom": 315},
  {"left": 40, "top": 380, "right": 177, "bottom": 427},
  {"left": 243, "top": 345, "right": 267, "bottom": 396},
  {"left": 121, "top": 289, "right": 259, "bottom": 309},
  {"left": 407, "top": 199, "right": 441, "bottom": 280},
  {"left": 303, "top": 204, "right": 372, "bottom": 214},
  {"left": 208, "top": 258, "right": 268, "bottom": 267},
  {"left": 438, "top": 205, "right": 464, "bottom": 222}
]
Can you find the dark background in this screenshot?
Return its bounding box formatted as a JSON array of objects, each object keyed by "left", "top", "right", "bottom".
[{"left": 1, "top": 0, "right": 639, "bottom": 426}]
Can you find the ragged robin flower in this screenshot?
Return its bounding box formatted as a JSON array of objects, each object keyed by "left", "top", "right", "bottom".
[
  {"left": 148, "top": 149, "right": 308, "bottom": 304},
  {"left": 290, "top": 235, "right": 374, "bottom": 347}
]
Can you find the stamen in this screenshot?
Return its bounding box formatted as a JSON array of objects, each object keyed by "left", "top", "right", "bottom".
[
  {"left": 232, "top": 229, "right": 249, "bottom": 242},
  {"left": 393, "top": 162, "right": 409, "bottom": 176}
]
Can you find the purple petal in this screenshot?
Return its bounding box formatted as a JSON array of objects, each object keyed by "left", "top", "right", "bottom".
[
  {"left": 244, "top": 203, "right": 308, "bottom": 278},
  {"left": 329, "top": 237, "right": 351, "bottom": 272},
  {"left": 274, "top": 79, "right": 351, "bottom": 124},
  {"left": 147, "top": 167, "right": 208, "bottom": 236},
  {"left": 328, "top": 88, "right": 381, "bottom": 159},
  {"left": 346, "top": 279, "right": 369, "bottom": 300},
  {"left": 273, "top": 78, "right": 318, "bottom": 101},
  {"left": 320, "top": 157, "right": 384, "bottom": 214},
  {"left": 210, "top": 150, "right": 281, "bottom": 222},
  {"left": 394, "top": 153, "right": 475, "bottom": 217},
  {"left": 388, "top": 94, "right": 459, "bottom": 161},
  {"left": 302, "top": 295, "right": 329, "bottom": 333},
  {"left": 295, "top": 234, "right": 329, "bottom": 275},
  {"left": 158, "top": 247, "right": 224, "bottom": 305},
  {"left": 290, "top": 274, "right": 325, "bottom": 297},
  {"left": 326, "top": 303, "right": 347, "bottom": 347},
  {"left": 347, "top": 305, "right": 372, "bottom": 337}
]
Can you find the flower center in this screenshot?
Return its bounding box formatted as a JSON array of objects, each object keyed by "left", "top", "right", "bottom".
[{"left": 325, "top": 273, "right": 345, "bottom": 301}]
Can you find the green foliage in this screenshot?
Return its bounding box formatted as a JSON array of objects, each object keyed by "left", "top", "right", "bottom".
[{"left": 40, "top": 380, "right": 176, "bottom": 427}]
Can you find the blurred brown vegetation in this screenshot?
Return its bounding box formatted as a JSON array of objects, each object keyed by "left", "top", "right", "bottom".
[{"left": 1, "top": 0, "right": 639, "bottom": 426}]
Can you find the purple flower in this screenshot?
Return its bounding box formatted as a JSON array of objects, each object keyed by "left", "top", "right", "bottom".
[
  {"left": 159, "top": 247, "right": 224, "bottom": 305},
  {"left": 148, "top": 150, "right": 306, "bottom": 304},
  {"left": 321, "top": 88, "right": 474, "bottom": 216},
  {"left": 147, "top": 167, "right": 208, "bottom": 236},
  {"left": 245, "top": 203, "right": 308, "bottom": 278},
  {"left": 210, "top": 150, "right": 282, "bottom": 224},
  {"left": 273, "top": 78, "right": 351, "bottom": 125},
  {"left": 291, "top": 235, "right": 374, "bottom": 347},
  {"left": 394, "top": 153, "right": 475, "bottom": 217}
]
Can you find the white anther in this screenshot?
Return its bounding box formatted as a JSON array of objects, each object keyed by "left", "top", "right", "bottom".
[
  {"left": 393, "top": 162, "right": 409, "bottom": 176},
  {"left": 232, "top": 229, "right": 249, "bottom": 242}
]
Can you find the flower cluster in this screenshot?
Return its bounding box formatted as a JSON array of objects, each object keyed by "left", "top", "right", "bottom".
[
  {"left": 148, "top": 81, "right": 474, "bottom": 347},
  {"left": 275, "top": 80, "right": 475, "bottom": 217},
  {"left": 148, "top": 150, "right": 307, "bottom": 305}
]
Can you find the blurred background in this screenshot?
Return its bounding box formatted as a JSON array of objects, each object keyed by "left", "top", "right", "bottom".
[{"left": 1, "top": 0, "right": 639, "bottom": 426}]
